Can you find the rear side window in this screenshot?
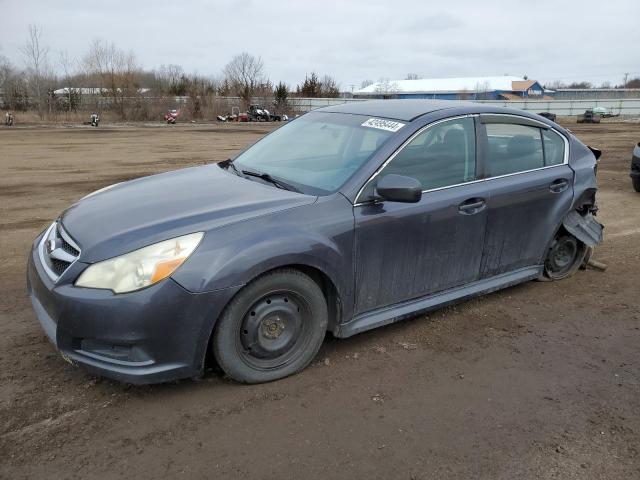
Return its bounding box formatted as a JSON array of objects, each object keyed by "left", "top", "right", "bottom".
[
  {"left": 542, "top": 129, "right": 565, "bottom": 166},
  {"left": 485, "top": 123, "right": 544, "bottom": 177},
  {"left": 380, "top": 117, "right": 476, "bottom": 190}
]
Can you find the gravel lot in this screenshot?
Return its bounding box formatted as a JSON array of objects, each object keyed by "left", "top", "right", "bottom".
[{"left": 1, "top": 121, "right": 639, "bottom": 479}]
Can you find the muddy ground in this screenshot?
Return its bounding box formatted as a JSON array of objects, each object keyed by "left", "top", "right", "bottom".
[{"left": 1, "top": 121, "right": 639, "bottom": 479}]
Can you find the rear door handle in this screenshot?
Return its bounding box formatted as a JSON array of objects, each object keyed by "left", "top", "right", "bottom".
[
  {"left": 458, "top": 198, "right": 486, "bottom": 215},
  {"left": 549, "top": 178, "right": 569, "bottom": 193}
]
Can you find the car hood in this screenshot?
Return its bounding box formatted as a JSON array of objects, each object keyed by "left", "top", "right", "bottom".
[{"left": 61, "top": 164, "right": 316, "bottom": 262}]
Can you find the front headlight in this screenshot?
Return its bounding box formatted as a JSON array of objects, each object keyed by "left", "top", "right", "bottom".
[{"left": 75, "top": 232, "right": 204, "bottom": 293}]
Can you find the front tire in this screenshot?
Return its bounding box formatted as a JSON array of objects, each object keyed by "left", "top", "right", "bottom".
[
  {"left": 632, "top": 176, "right": 640, "bottom": 193},
  {"left": 212, "top": 269, "right": 328, "bottom": 384},
  {"left": 543, "top": 234, "right": 587, "bottom": 280}
]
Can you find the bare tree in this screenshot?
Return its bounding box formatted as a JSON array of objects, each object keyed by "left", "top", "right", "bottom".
[
  {"left": 223, "top": 52, "right": 265, "bottom": 107},
  {"left": 405, "top": 73, "right": 420, "bottom": 80},
  {"left": 360, "top": 79, "right": 373, "bottom": 89},
  {"left": 474, "top": 81, "right": 491, "bottom": 100},
  {"left": 319, "top": 75, "right": 340, "bottom": 97},
  {"left": 21, "top": 24, "right": 50, "bottom": 118},
  {"left": 155, "top": 64, "right": 185, "bottom": 94},
  {"left": 0, "top": 55, "right": 12, "bottom": 91},
  {"left": 567, "top": 81, "right": 592, "bottom": 89},
  {"left": 547, "top": 80, "right": 566, "bottom": 90},
  {"left": 58, "top": 51, "right": 81, "bottom": 115},
  {"left": 374, "top": 78, "right": 399, "bottom": 96},
  {"left": 83, "top": 39, "right": 141, "bottom": 119}
]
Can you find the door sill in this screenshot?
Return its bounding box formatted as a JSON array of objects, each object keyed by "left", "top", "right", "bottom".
[{"left": 337, "top": 266, "right": 542, "bottom": 338}]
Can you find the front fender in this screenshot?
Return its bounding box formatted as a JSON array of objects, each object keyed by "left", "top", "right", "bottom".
[{"left": 171, "top": 194, "right": 355, "bottom": 311}]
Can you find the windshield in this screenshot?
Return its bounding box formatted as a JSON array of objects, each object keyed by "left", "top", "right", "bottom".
[{"left": 232, "top": 111, "right": 397, "bottom": 194}]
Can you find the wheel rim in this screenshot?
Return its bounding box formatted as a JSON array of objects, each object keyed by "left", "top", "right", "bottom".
[
  {"left": 237, "top": 291, "right": 312, "bottom": 370},
  {"left": 546, "top": 236, "right": 579, "bottom": 277}
]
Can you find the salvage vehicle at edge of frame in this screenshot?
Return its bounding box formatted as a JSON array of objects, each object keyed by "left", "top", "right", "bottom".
[
  {"left": 631, "top": 142, "right": 640, "bottom": 192},
  {"left": 27, "top": 100, "right": 603, "bottom": 385}
]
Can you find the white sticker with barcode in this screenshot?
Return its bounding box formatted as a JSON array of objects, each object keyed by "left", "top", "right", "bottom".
[{"left": 361, "top": 118, "right": 405, "bottom": 132}]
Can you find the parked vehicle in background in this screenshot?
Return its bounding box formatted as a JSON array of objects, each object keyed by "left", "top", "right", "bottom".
[
  {"left": 27, "top": 100, "right": 603, "bottom": 385},
  {"left": 591, "top": 107, "right": 617, "bottom": 118},
  {"left": 217, "top": 114, "right": 239, "bottom": 122},
  {"left": 248, "top": 105, "right": 282, "bottom": 122},
  {"left": 248, "top": 105, "right": 270, "bottom": 122},
  {"left": 577, "top": 109, "right": 601, "bottom": 124},
  {"left": 164, "top": 109, "right": 179, "bottom": 124},
  {"left": 537, "top": 112, "right": 557, "bottom": 122},
  {"left": 5, "top": 112, "right": 14, "bottom": 126},
  {"left": 631, "top": 142, "right": 640, "bottom": 192}
]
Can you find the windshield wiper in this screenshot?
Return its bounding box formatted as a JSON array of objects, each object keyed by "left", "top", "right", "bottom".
[{"left": 241, "top": 169, "right": 301, "bottom": 193}]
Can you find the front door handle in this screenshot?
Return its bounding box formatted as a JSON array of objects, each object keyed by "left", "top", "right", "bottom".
[
  {"left": 549, "top": 178, "right": 569, "bottom": 193},
  {"left": 458, "top": 197, "right": 486, "bottom": 215}
]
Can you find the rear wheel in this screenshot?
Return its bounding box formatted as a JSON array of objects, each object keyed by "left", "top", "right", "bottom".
[
  {"left": 212, "top": 269, "right": 328, "bottom": 383},
  {"left": 543, "top": 234, "right": 587, "bottom": 280},
  {"left": 632, "top": 176, "right": 640, "bottom": 193}
]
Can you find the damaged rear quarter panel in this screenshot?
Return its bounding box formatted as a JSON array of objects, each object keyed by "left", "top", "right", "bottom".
[
  {"left": 568, "top": 135, "right": 599, "bottom": 211},
  {"left": 561, "top": 133, "right": 603, "bottom": 246}
]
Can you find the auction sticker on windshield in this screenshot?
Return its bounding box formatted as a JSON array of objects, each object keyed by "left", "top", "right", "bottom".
[{"left": 361, "top": 118, "right": 405, "bottom": 132}]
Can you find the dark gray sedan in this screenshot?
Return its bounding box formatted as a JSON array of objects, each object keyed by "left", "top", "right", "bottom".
[{"left": 27, "top": 100, "right": 603, "bottom": 384}]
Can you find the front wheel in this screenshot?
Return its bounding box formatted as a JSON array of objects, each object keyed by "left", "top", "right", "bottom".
[
  {"left": 632, "top": 176, "right": 640, "bottom": 193},
  {"left": 212, "top": 269, "right": 328, "bottom": 383},
  {"left": 543, "top": 234, "right": 587, "bottom": 280}
]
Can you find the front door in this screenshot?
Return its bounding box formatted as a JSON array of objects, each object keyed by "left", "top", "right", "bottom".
[{"left": 353, "top": 116, "right": 490, "bottom": 314}]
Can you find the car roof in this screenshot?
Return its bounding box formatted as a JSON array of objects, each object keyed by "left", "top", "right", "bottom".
[{"left": 315, "top": 99, "right": 473, "bottom": 121}]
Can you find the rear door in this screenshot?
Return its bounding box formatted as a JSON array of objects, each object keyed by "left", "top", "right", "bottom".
[
  {"left": 353, "top": 115, "right": 490, "bottom": 314},
  {"left": 477, "top": 115, "right": 574, "bottom": 278}
]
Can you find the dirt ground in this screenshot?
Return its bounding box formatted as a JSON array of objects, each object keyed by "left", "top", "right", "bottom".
[{"left": 1, "top": 120, "right": 639, "bottom": 479}]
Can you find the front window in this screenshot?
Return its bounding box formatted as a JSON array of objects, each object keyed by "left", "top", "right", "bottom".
[
  {"left": 374, "top": 116, "right": 477, "bottom": 191},
  {"left": 232, "top": 112, "right": 397, "bottom": 194}
]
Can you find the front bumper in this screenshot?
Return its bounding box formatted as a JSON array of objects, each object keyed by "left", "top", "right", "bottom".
[
  {"left": 631, "top": 144, "right": 640, "bottom": 178},
  {"left": 27, "top": 236, "right": 240, "bottom": 384}
]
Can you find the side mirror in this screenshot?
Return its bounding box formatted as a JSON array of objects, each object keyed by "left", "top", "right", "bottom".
[{"left": 375, "top": 174, "right": 422, "bottom": 203}]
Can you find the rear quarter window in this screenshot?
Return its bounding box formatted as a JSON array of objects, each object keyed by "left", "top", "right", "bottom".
[{"left": 542, "top": 129, "right": 566, "bottom": 166}]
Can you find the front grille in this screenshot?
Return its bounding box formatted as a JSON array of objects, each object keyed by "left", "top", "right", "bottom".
[
  {"left": 51, "top": 258, "right": 71, "bottom": 276},
  {"left": 39, "top": 222, "right": 81, "bottom": 282},
  {"left": 59, "top": 231, "right": 80, "bottom": 257}
]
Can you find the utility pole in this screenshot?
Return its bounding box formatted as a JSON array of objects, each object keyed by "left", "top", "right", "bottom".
[{"left": 623, "top": 72, "right": 629, "bottom": 88}]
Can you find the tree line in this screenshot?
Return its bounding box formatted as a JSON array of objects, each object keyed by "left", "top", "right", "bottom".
[{"left": 0, "top": 25, "right": 342, "bottom": 120}]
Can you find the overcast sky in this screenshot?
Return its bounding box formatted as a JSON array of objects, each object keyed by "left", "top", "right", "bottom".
[{"left": 2, "top": 0, "right": 639, "bottom": 89}]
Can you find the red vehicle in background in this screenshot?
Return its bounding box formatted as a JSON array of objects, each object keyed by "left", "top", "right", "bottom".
[{"left": 164, "top": 109, "right": 179, "bottom": 124}]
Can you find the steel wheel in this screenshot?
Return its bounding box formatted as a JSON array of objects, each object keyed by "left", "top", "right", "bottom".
[
  {"left": 213, "top": 269, "right": 328, "bottom": 383},
  {"left": 544, "top": 234, "right": 585, "bottom": 280},
  {"left": 237, "top": 292, "right": 312, "bottom": 370}
]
